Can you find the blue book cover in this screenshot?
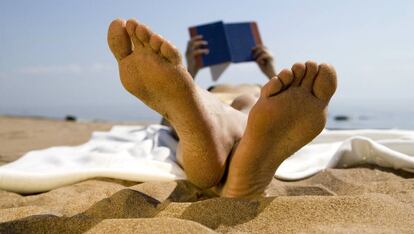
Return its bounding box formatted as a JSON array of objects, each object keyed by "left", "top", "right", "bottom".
[{"left": 189, "top": 21, "right": 262, "bottom": 68}]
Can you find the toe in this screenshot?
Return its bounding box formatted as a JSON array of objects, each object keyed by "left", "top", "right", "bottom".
[
  {"left": 126, "top": 19, "right": 143, "bottom": 49},
  {"left": 107, "top": 19, "right": 132, "bottom": 61},
  {"left": 160, "top": 40, "right": 182, "bottom": 65},
  {"left": 301, "top": 61, "right": 319, "bottom": 90},
  {"left": 149, "top": 34, "right": 163, "bottom": 53},
  {"left": 135, "top": 23, "right": 152, "bottom": 44},
  {"left": 261, "top": 68, "right": 293, "bottom": 98},
  {"left": 278, "top": 69, "right": 294, "bottom": 88},
  {"left": 261, "top": 76, "right": 284, "bottom": 98},
  {"left": 313, "top": 64, "right": 337, "bottom": 101},
  {"left": 291, "top": 63, "right": 306, "bottom": 86}
]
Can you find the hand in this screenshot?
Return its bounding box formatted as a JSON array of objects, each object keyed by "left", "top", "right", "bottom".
[
  {"left": 185, "top": 35, "right": 209, "bottom": 78},
  {"left": 253, "top": 45, "right": 276, "bottom": 79}
]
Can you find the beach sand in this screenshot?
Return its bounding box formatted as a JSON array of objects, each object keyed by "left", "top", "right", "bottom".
[{"left": 0, "top": 116, "right": 413, "bottom": 233}]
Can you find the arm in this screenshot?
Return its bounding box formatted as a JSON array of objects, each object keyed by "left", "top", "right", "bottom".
[
  {"left": 253, "top": 45, "right": 277, "bottom": 79},
  {"left": 185, "top": 35, "right": 209, "bottom": 79}
]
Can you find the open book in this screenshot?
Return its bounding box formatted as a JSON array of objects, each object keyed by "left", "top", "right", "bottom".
[{"left": 189, "top": 21, "right": 262, "bottom": 81}]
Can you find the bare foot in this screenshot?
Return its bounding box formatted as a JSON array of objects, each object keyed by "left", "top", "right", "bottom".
[
  {"left": 221, "top": 61, "right": 337, "bottom": 198},
  {"left": 107, "top": 19, "right": 246, "bottom": 189}
]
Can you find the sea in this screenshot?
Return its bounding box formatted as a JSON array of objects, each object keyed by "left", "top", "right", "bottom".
[{"left": 2, "top": 99, "right": 414, "bottom": 130}]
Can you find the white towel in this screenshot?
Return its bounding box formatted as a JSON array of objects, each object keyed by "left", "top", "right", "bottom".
[
  {"left": 1, "top": 125, "right": 414, "bottom": 193},
  {"left": 276, "top": 129, "right": 414, "bottom": 180},
  {"left": 0, "top": 125, "right": 185, "bottom": 194}
]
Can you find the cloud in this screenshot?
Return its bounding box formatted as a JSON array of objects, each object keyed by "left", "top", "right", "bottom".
[
  {"left": 16, "top": 63, "right": 116, "bottom": 76},
  {"left": 89, "top": 63, "right": 116, "bottom": 73},
  {"left": 18, "top": 64, "right": 83, "bottom": 75}
]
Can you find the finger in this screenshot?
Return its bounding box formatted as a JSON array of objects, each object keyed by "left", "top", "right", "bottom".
[
  {"left": 252, "top": 47, "right": 264, "bottom": 56},
  {"left": 187, "top": 36, "right": 204, "bottom": 48},
  {"left": 254, "top": 47, "right": 272, "bottom": 58},
  {"left": 252, "top": 45, "right": 266, "bottom": 51},
  {"left": 190, "top": 38, "right": 206, "bottom": 45},
  {"left": 253, "top": 50, "right": 267, "bottom": 59},
  {"left": 189, "top": 37, "right": 205, "bottom": 46},
  {"left": 191, "top": 40, "right": 208, "bottom": 50},
  {"left": 190, "top": 35, "right": 203, "bottom": 41},
  {"left": 256, "top": 54, "right": 271, "bottom": 62},
  {"left": 256, "top": 54, "right": 272, "bottom": 65},
  {"left": 192, "top": 49, "right": 209, "bottom": 56}
]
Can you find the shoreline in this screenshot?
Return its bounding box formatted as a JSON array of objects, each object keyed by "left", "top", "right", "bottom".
[{"left": 0, "top": 114, "right": 158, "bottom": 125}]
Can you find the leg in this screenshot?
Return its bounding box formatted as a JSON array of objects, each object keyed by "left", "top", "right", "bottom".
[
  {"left": 209, "top": 84, "right": 261, "bottom": 112},
  {"left": 161, "top": 85, "right": 260, "bottom": 138},
  {"left": 107, "top": 19, "right": 247, "bottom": 189},
  {"left": 230, "top": 94, "right": 259, "bottom": 113},
  {"left": 221, "top": 62, "right": 337, "bottom": 198},
  {"left": 161, "top": 92, "right": 257, "bottom": 140}
]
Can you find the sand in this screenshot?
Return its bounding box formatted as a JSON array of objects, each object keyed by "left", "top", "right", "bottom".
[{"left": 1, "top": 116, "right": 414, "bottom": 233}]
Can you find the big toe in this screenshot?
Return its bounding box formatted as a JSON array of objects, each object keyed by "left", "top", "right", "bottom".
[
  {"left": 107, "top": 19, "right": 132, "bottom": 61},
  {"left": 313, "top": 64, "right": 337, "bottom": 102}
]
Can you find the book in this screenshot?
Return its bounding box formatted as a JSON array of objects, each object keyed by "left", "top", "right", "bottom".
[{"left": 188, "top": 21, "right": 262, "bottom": 69}]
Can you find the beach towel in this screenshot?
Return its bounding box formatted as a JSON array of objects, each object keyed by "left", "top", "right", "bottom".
[{"left": 0, "top": 125, "right": 414, "bottom": 193}]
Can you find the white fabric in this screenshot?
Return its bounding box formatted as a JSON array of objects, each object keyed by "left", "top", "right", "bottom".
[
  {"left": 0, "top": 125, "right": 185, "bottom": 194},
  {"left": 276, "top": 129, "right": 414, "bottom": 180},
  {"left": 1, "top": 125, "right": 414, "bottom": 193}
]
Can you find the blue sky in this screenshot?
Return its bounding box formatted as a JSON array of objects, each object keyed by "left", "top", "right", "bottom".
[{"left": 1, "top": 0, "right": 414, "bottom": 121}]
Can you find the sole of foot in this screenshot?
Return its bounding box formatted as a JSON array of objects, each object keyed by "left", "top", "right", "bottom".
[
  {"left": 107, "top": 18, "right": 246, "bottom": 189},
  {"left": 221, "top": 61, "right": 337, "bottom": 198}
]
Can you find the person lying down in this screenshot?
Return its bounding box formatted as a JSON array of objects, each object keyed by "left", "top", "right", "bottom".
[{"left": 107, "top": 18, "right": 337, "bottom": 198}]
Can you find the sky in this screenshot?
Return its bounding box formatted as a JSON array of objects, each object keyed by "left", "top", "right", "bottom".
[{"left": 1, "top": 0, "right": 414, "bottom": 121}]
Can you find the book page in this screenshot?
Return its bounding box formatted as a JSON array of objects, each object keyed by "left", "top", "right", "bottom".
[{"left": 210, "top": 62, "right": 230, "bottom": 81}]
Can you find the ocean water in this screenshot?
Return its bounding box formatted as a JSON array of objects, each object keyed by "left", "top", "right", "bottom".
[
  {"left": 327, "top": 99, "right": 414, "bottom": 130},
  {"left": 327, "top": 108, "right": 414, "bottom": 130},
  {"left": 2, "top": 99, "right": 414, "bottom": 130}
]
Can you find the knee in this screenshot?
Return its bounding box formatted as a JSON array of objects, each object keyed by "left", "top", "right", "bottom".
[{"left": 231, "top": 94, "right": 258, "bottom": 112}]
